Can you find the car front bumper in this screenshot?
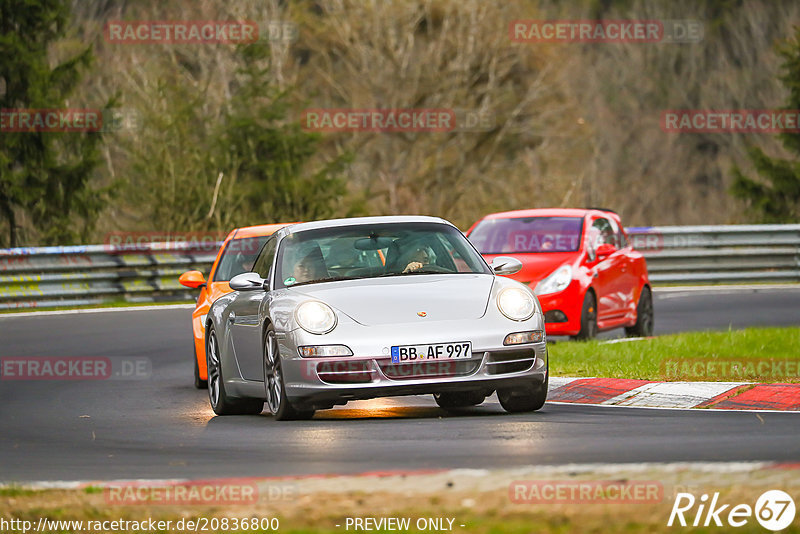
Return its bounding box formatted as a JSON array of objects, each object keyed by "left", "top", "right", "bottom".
[
  {"left": 277, "top": 315, "right": 548, "bottom": 409},
  {"left": 535, "top": 282, "right": 585, "bottom": 336}
]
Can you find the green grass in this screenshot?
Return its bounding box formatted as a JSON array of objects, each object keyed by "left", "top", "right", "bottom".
[
  {"left": 550, "top": 327, "right": 800, "bottom": 382},
  {"left": 3, "top": 487, "right": 798, "bottom": 534},
  {"left": 0, "top": 486, "right": 38, "bottom": 497}
]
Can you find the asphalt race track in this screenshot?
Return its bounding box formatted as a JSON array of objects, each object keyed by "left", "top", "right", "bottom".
[{"left": 1, "top": 286, "right": 799, "bottom": 482}]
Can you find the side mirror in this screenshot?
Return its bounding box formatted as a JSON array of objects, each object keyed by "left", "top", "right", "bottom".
[
  {"left": 229, "top": 272, "right": 267, "bottom": 291},
  {"left": 179, "top": 270, "right": 206, "bottom": 289},
  {"left": 596, "top": 243, "right": 617, "bottom": 259},
  {"left": 491, "top": 256, "right": 523, "bottom": 276}
]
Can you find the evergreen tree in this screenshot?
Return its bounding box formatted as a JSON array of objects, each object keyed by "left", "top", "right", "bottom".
[
  {"left": 217, "top": 42, "right": 352, "bottom": 224},
  {"left": 0, "top": 0, "right": 110, "bottom": 247},
  {"left": 731, "top": 27, "right": 800, "bottom": 222}
]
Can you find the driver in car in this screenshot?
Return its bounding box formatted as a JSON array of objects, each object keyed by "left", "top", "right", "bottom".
[
  {"left": 403, "top": 246, "right": 432, "bottom": 273},
  {"left": 292, "top": 249, "right": 328, "bottom": 284}
]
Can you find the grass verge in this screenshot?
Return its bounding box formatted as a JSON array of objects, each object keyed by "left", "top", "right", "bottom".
[
  {"left": 549, "top": 327, "right": 800, "bottom": 382},
  {"left": 1, "top": 465, "right": 798, "bottom": 533}
]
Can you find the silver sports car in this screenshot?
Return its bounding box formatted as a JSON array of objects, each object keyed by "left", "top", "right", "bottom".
[{"left": 205, "top": 216, "right": 548, "bottom": 419}]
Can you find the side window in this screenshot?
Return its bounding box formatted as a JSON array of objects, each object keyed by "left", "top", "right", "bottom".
[
  {"left": 252, "top": 237, "right": 277, "bottom": 280},
  {"left": 591, "top": 218, "right": 617, "bottom": 247}
]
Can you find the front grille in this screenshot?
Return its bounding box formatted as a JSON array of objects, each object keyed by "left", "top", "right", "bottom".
[
  {"left": 485, "top": 348, "right": 536, "bottom": 375},
  {"left": 377, "top": 357, "right": 482, "bottom": 380},
  {"left": 316, "top": 360, "right": 376, "bottom": 384}
]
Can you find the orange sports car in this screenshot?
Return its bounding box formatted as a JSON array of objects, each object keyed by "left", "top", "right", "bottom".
[{"left": 179, "top": 223, "right": 292, "bottom": 388}]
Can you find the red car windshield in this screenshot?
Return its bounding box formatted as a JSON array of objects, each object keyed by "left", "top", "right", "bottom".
[{"left": 469, "top": 216, "right": 584, "bottom": 254}]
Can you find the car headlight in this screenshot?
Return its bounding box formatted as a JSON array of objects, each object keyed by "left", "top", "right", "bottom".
[
  {"left": 534, "top": 264, "right": 573, "bottom": 296},
  {"left": 295, "top": 301, "right": 337, "bottom": 334},
  {"left": 497, "top": 287, "right": 535, "bottom": 321}
]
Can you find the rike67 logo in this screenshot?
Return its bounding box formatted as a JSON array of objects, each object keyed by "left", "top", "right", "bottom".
[{"left": 668, "top": 490, "right": 796, "bottom": 531}]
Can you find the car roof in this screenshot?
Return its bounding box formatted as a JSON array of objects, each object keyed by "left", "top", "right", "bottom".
[
  {"left": 230, "top": 223, "right": 295, "bottom": 240},
  {"left": 280, "top": 215, "right": 451, "bottom": 234},
  {"left": 478, "top": 208, "right": 617, "bottom": 220}
]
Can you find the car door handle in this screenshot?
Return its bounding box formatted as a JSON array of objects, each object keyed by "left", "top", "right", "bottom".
[{"left": 228, "top": 311, "right": 236, "bottom": 323}]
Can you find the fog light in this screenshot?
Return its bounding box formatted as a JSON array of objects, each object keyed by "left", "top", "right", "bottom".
[
  {"left": 503, "top": 330, "right": 544, "bottom": 345},
  {"left": 298, "top": 345, "right": 353, "bottom": 357},
  {"left": 544, "top": 310, "right": 568, "bottom": 323}
]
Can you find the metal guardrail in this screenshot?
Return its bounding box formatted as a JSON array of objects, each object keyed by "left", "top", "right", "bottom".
[
  {"left": 0, "top": 243, "right": 217, "bottom": 310},
  {"left": 626, "top": 224, "right": 800, "bottom": 284},
  {"left": 0, "top": 224, "right": 798, "bottom": 310}
]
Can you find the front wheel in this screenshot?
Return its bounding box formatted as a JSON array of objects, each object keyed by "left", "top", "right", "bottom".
[
  {"left": 264, "top": 326, "right": 315, "bottom": 421},
  {"left": 572, "top": 291, "right": 597, "bottom": 340},
  {"left": 206, "top": 326, "right": 263, "bottom": 415},
  {"left": 625, "top": 286, "right": 654, "bottom": 337},
  {"left": 433, "top": 391, "right": 486, "bottom": 410},
  {"left": 498, "top": 375, "right": 548, "bottom": 413}
]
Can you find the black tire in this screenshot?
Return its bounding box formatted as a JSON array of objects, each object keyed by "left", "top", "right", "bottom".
[
  {"left": 625, "top": 286, "right": 654, "bottom": 337},
  {"left": 433, "top": 391, "right": 486, "bottom": 410},
  {"left": 573, "top": 291, "right": 598, "bottom": 341},
  {"left": 497, "top": 375, "right": 548, "bottom": 413},
  {"left": 193, "top": 341, "right": 208, "bottom": 389},
  {"left": 206, "top": 326, "right": 264, "bottom": 416},
  {"left": 264, "top": 326, "right": 315, "bottom": 421}
]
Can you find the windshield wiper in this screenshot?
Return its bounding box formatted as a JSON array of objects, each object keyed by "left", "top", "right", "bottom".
[
  {"left": 290, "top": 275, "right": 359, "bottom": 287},
  {"left": 378, "top": 269, "right": 449, "bottom": 277}
]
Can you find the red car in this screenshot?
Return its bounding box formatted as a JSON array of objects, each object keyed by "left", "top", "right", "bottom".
[{"left": 466, "top": 208, "right": 652, "bottom": 339}]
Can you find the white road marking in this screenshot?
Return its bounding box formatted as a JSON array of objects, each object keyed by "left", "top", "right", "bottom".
[
  {"left": 546, "top": 400, "right": 796, "bottom": 413},
  {"left": 603, "top": 381, "right": 747, "bottom": 408},
  {"left": 0, "top": 303, "right": 194, "bottom": 319},
  {"left": 599, "top": 337, "right": 650, "bottom": 344},
  {"left": 548, "top": 376, "right": 586, "bottom": 390},
  {"left": 654, "top": 284, "right": 800, "bottom": 297}
]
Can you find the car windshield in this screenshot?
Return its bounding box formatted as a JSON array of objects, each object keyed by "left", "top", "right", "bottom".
[
  {"left": 274, "top": 222, "right": 491, "bottom": 289},
  {"left": 469, "top": 216, "right": 584, "bottom": 254},
  {"left": 212, "top": 236, "right": 270, "bottom": 282}
]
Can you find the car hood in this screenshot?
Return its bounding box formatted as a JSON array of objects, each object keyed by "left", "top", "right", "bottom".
[
  {"left": 290, "top": 274, "right": 494, "bottom": 326},
  {"left": 482, "top": 252, "right": 576, "bottom": 284}
]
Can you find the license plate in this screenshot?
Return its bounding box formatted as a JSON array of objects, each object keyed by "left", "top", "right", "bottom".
[{"left": 390, "top": 342, "right": 472, "bottom": 363}]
